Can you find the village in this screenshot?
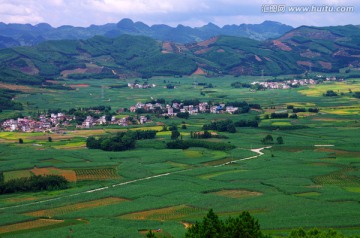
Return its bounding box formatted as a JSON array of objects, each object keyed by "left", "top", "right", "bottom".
[
  {"left": 250, "top": 76, "right": 343, "bottom": 90},
  {"left": 0, "top": 100, "right": 246, "bottom": 132}
]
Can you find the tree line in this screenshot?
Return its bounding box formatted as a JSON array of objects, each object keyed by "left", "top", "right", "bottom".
[
  {"left": 203, "top": 119, "right": 259, "bottom": 133},
  {"left": 0, "top": 175, "right": 68, "bottom": 194},
  {"left": 86, "top": 130, "right": 156, "bottom": 151}
]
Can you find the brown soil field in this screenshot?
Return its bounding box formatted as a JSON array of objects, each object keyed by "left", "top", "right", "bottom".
[
  {"left": 74, "top": 168, "right": 120, "bottom": 181},
  {"left": 182, "top": 222, "right": 191, "bottom": 229},
  {"left": 68, "top": 84, "right": 90, "bottom": 88},
  {"left": 272, "top": 40, "right": 292, "bottom": 51},
  {"left": 297, "top": 61, "right": 312, "bottom": 67},
  {"left": 194, "top": 47, "right": 213, "bottom": 55},
  {"left": 0, "top": 219, "right": 63, "bottom": 234},
  {"left": 318, "top": 61, "right": 332, "bottom": 70},
  {"left": 255, "top": 55, "right": 262, "bottom": 62},
  {"left": 212, "top": 189, "right": 262, "bottom": 198},
  {"left": 197, "top": 36, "right": 218, "bottom": 47},
  {"left": 192, "top": 67, "right": 206, "bottom": 75},
  {"left": 61, "top": 68, "right": 87, "bottom": 77},
  {"left": 162, "top": 42, "right": 173, "bottom": 53},
  {"left": 31, "top": 167, "right": 77, "bottom": 182},
  {"left": 25, "top": 197, "right": 127, "bottom": 217},
  {"left": 2, "top": 196, "right": 37, "bottom": 204},
  {"left": 300, "top": 50, "right": 320, "bottom": 58},
  {"left": 119, "top": 205, "right": 204, "bottom": 221},
  {"left": 315, "top": 148, "right": 360, "bottom": 158},
  {"left": 0, "top": 82, "right": 44, "bottom": 93}
]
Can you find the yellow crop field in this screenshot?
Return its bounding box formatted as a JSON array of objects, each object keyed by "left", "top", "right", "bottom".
[
  {"left": 286, "top": 102, "right": 316, "bottom": 107},
  {"left": 157, "top": 131, "right": 171, "bottom": 136},
  {"left": 271, "top": 122, "right": 292, "bottom": 126},
  {"left": 299, "top": 82, "right": 360, "bottom": 97},
  {"left": 344, "top": 187, "right": 360, "bottom": 193},
  {"left": 0, "top": 132, "right": 44, "bottom": 141},
  {"left": 0, "top": 219, "right": 63, "bottom": 234},
  {"left": 25, "top": 197, "right": 127, "bottom": 217},
  {"left": 183, "top": 150, "right": 203, "bottom": 158},
  {"left": 321, "top": 107, "right": 360, "bottom": 115},
  {"left": 53, "top": 141, "right": 86, "bottom": 149},
  {"left": 130, "top": 126, "right": 163, "bottom": 131}
]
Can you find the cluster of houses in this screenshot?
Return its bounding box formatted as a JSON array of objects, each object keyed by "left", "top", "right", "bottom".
[
  {"left": 1, "top": 112, "right": 150, "bottom": 132},
  {"left": 128, "top": 82, "right": 156, "bottom": 89},
  {"left": 1, "top": 100, "right": 247, "bottom": 132},
  {"left": 129, "top": 101, "right": 240, "bottom": 116},
  {"left": 251, "top": 78, "right": 316, "bottom": 90},
  {"left": 251, "top": 76, "right": 344, "bottom": 90},
  {"left": 76, "top": 115, "right": 149, "bottom": 129},
  {"left": 1, "top": 113, "right": 71, "bottom": 132}
]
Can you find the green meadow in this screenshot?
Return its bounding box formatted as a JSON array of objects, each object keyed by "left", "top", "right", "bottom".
[{"left": 0, "top": 76, "right": 360, "bottom": 237}]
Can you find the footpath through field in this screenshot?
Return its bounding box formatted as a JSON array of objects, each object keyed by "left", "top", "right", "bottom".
[{"left": 0, "top": 146, "right": 271, "bottom": 210}]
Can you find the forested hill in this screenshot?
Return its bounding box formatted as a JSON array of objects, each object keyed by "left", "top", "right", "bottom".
[
  {"left": 0, "top": 19, "right": 292, "bottom": 48},
  {"left": 0, "top": 24, "right": 360, "bottom": 85}
]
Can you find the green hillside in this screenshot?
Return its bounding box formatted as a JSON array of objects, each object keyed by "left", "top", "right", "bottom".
[{"left": 0, "top": 25, "right": 360, "bottom": 85}]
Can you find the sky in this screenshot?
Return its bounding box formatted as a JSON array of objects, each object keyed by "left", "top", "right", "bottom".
[{"left": 0, "top": 0, "right": 359, "bottom": 28}]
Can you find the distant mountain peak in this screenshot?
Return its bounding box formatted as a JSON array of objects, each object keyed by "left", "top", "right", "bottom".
[{"left": 0, "top": 18, "right": 294, "bottom": 48}]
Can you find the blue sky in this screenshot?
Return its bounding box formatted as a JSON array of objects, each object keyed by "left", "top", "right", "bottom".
[{"left": 0, "top": 0, "right": 358, "bottom": 27}]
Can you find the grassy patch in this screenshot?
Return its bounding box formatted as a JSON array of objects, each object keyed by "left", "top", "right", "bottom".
[{"left": 3, "top": 170, "right": 32, "bottom": 182}]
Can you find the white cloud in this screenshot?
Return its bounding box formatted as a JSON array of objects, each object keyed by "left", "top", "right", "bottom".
[{"left": 82, "top": 0, "right": 208, "bottom": 14}]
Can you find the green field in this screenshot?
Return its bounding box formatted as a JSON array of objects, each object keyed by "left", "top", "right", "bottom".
[{"left": 0, "top": 76, "right": 360, "bottom": 237}]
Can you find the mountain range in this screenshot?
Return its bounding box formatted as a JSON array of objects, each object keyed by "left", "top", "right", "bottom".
[
  {"left": 0, "top": 19, "right": 293, "bottom": 48},
  {"left": 0, "top": 23, "right": 360, "bottom": 84}
]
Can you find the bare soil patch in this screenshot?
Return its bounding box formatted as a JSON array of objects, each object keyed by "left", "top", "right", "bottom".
[
  {"left": 297, "top": 61, "right": 313, "bottom": 67},
  {"left": 68, "top": 84, "right": 90, "bottom": 88},
  {"left": 315, "top": 148, "right": 360, "bottom": 158},
  {"left": 162, "top": 41, "right": 173, "bottom": 54},
  {"left": 212, "top": 189, "right": 262, "bottom": 199},
  {"left": 119, "top": 205, "right": 204, "bottom": 221},
  {"left": 272, "top": 40, "right": 292, "bottom": 51},
  {"left": 25, "top": 197, "right": 127, "bottom": 217},
  {"left": 255, "top": 55, "right": 262, "bottom": 62},
  {"left": 192, "top": 67, "right": 206, "bottom": 75},
  {"left": 318, "top": 61, "right": 332, "bottom": 70},
  {"left": 31, "top": 167, "right": 77, "bottom": 182},
  {"left": 0, "top": 219, "right": 63, "bottom": 234},
  {"left": 197, "top": 36, "right": 218, "bottom": 47},
  {"left": 0, "top": 82, "right": 42, "bottom": 93}
]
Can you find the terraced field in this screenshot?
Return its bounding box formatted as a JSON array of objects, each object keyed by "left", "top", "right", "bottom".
[{"left": 1, "top": 76, "right": 360, "bottom": 237}]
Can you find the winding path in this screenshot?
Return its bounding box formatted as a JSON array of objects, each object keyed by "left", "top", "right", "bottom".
[{"left": 0, "top": 146, "right": 271, "bottom": 210}]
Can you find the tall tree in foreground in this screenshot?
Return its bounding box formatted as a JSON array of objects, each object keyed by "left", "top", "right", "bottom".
[{"left": 185, "top": 209, "right": 270, "bottom": 238}]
